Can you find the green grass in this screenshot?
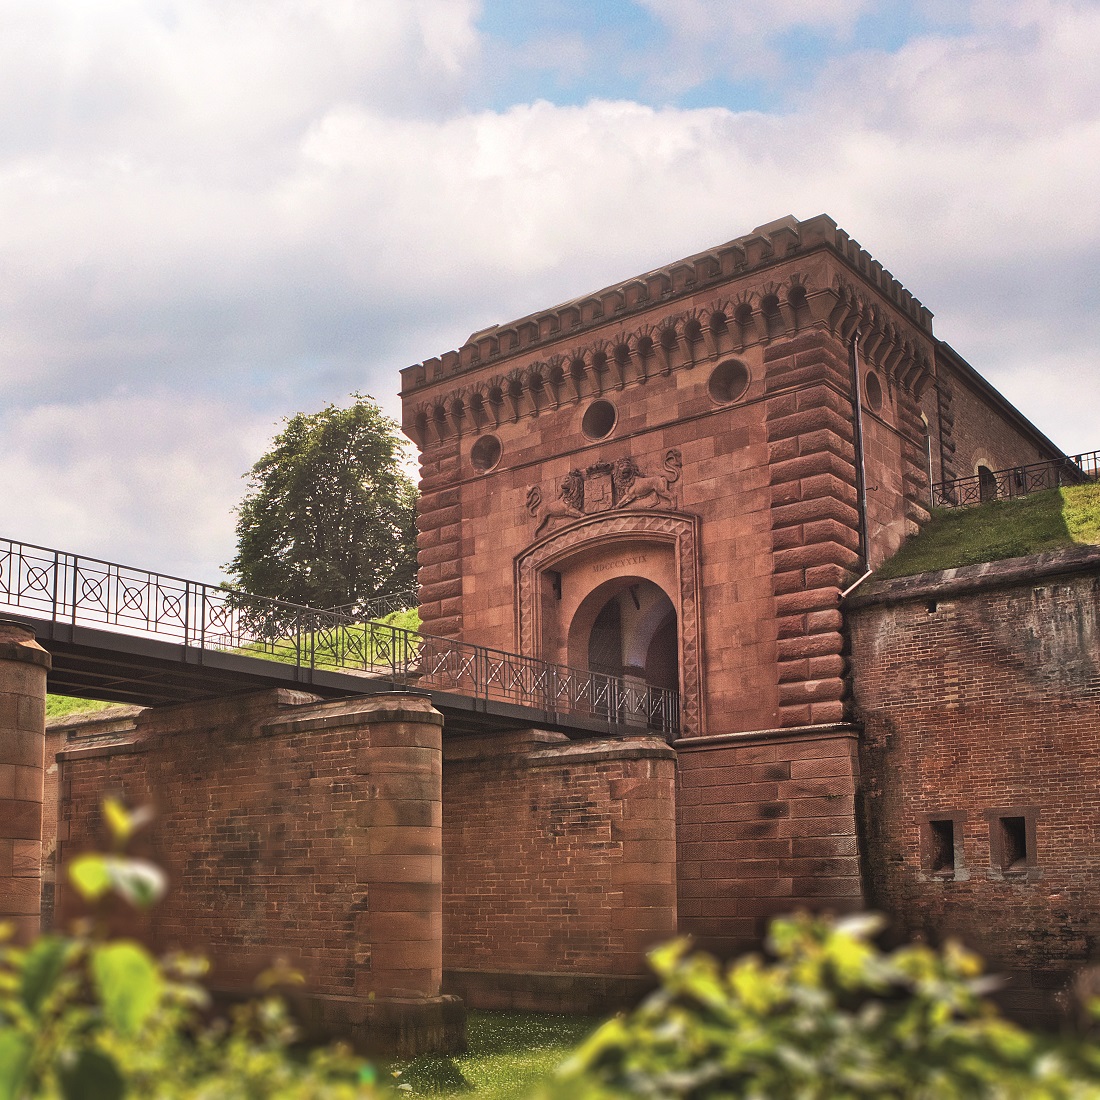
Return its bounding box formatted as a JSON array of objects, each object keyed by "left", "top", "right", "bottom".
[
  {"left": 877, "top": 483, "right": 1100, "bottom": 580},
  {"left": 390, "top": 1012, "right": 598, "bottom": 1098},
  {"left": 46, "top": 694, "right": 120, "bottom": 719},
  {"left": 235, "top": 606, "right": 422, "bottom": 669}
]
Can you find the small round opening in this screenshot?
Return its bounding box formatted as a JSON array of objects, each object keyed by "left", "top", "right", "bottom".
[
  {"left": 470, "top": 434, "right": 502, "bottom": 472},
  {"left": 708, "top": 359, "right": 751, "bottom": 404},
  {"left": 582, "top": 399, "right": 617, "bottom": 440},
  {"left": 864, "top": 371, "right": 883, "bottom": 412}
]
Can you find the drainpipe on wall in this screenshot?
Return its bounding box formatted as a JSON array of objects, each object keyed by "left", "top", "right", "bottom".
[
  {"left": 849, "top": 330, "right": 871, "bottom": 570},
  {"left": 926, "top": 428, "right": 935, "bottom": 508}
]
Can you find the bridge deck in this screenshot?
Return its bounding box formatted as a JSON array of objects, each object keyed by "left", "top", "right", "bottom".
[{"left": 28, "top": 615, "right": 633, "bottom": 740}]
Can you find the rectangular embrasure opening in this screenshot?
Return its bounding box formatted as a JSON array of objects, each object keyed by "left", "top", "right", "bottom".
[
  {"left": 929, "top": 819, "right": 955, "bottom": 875},
  {"left": 999, "top": 816, "right": 1028, "bottom": 873}
]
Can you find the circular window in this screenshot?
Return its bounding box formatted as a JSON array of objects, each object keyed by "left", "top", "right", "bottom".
[
  {"left": 707, "top": 359, "right": 750, "bottom": 404},
  {"left": 582, "top": 399, "right": 617, "bottom": 440},
  {"left": 864, "top": 371, "right": 883, "bottom": 412},
  {"left": 470, "top": 434, "right": 502, "bottom": 472}
]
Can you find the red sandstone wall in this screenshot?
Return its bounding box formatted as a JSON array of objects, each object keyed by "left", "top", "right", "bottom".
[
  {"left": 58, "top": 692, "right": 369, "bottom": 994},
  {"left": 57, "top": 691, "right": 444, "bottom": 1010},
  {"left": 442, "top": 731, "right": 677, "bottom": 1012},
  {"left": 416, "top": 333, "right": 787, "bottom": 735},
  {"left": 849, "top": 551, "right": 1100, "bottom": 1021},
  {"left": 405, "top": 217, "right": 1062, "bottom": 753},
  {"left": 676, "top": 729, "right": 864, "bottom": 958},
  {"left": 404, "top": 234, "right": 944, "bottom": 739}
]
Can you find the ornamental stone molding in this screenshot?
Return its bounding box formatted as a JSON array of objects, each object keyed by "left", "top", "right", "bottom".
[
  {"left": 514, "top": 510, "right": 705, "bottom": 737},
  {"left": 402, "top": 213, "right": 937, "bottom": 447},
  {"left": 526, "top": 450, "right": 683, "bottom": 534}
]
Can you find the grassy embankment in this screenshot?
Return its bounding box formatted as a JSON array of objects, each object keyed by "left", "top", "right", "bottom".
[
  {"left": 46, "top": 607, "right": 421, "bottom": 718},
  {"left": 391, "top": 1012, "right": 598, "bottom": 1099},
  {"left": 875, "top": 482, "right": 1100, "bottom": 580}
]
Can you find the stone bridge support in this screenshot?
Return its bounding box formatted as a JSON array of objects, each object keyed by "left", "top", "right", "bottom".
[
  {"left": 0, "top": 619, "right": 50, "bottom": 942},
  {"left": 56, "top": 689, "right": 463, "bottom": 1056}
]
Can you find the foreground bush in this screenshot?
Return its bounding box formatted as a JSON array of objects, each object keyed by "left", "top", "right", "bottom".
[
  {"left": 0, "top": 801, "right": 376, "bottom": 1099},
  {"left": 548, "top": 913, "right": 1100, "bottom": 1099}
]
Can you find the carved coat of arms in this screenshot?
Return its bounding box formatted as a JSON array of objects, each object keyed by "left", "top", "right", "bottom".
[{"left": 526, "top": 450, "right": 682, "bottom": 534}]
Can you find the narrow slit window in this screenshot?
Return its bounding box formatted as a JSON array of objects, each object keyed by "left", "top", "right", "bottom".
[
  {"left": 1000, "top": 816, "right": 1028, "bottom": 873},
  {"left": 929, "top": 819, "right": 955, "bottom": 875}
]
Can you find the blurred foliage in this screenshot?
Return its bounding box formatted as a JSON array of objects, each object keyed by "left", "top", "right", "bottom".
[
  {"left": 543, "top": 912, "right": 1100, "bottom": 1099},
  {"left": 0, "top": 799, "right": 378, "bottom": 1099}
]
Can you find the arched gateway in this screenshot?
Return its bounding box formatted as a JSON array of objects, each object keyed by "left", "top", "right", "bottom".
[{"left": 515, "top": 509, "right": 704, "bottom": 735}]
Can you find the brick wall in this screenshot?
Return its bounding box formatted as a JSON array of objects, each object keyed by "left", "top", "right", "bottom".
[
  {"left": 676, "top": 727, "right": 864, "bottom": 958},
  {"left": 926, "top": 345, "right": 1061, "bottom": 485},
  {"left": 849, "top": 548, "right": 1100, "bottom": 1022},
  {"left": 56, "top": 689, "right": 462, "bottom": 1055},
  {"left": 42, "top": 705, "right": 141, "bottom": 929},
  {"left": 442, "top": 730, "right": 677, "bottom": 1012}
]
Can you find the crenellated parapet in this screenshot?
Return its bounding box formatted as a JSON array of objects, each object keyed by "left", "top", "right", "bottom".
[{"left": 402, "top": 214, "right": 935, "bottom": 448}]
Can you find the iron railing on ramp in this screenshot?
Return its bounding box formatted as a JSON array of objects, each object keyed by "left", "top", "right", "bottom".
[{"left": 0, "top": 538, "right": 679, "bottom": 736}]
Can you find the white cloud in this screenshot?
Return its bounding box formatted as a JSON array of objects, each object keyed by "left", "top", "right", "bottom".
[
  {"left": 2, "top": 394, "right": 270, "bottom": 578},
  {"left": 1, "top": 0, "right": 1098, "bottom": 583}
]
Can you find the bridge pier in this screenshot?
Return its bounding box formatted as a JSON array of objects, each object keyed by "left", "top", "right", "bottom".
[{"left": 0, "top": 619, "right": 51, "bottom": 942}]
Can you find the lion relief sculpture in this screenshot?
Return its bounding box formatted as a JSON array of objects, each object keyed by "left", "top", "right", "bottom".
[
  {"left": 613, "top": 450, "right": 682, "bottom": 510},
  {"left": 527, "top": 450, "right": 683, "bottom": 534}
]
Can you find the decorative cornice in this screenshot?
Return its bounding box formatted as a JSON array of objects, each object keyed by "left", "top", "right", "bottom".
[
  {"left": 827, "top": 276, "right": 935, "bottom": 399},
  {"left": 401, "top": 213, "right": 935, "bottom": 408}
]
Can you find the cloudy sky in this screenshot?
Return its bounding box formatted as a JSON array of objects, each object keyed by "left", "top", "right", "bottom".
[{"left": 4, "top": 0, "right": 1098, "bottom": 583}]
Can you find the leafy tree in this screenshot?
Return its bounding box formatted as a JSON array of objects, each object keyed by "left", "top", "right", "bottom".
[{"left": 226, "top": 397, "right": 417, "bottom": 614}]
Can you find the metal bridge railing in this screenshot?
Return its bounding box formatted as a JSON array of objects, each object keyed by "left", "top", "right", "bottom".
[
  {"left": 323, "top": 588, "right": 418, "bottom": 623},
  {"left": 932, "top": 450, "right": 1098, "bottom": 509},
  {"left": 0, "top": 538, "right": 679, "bottom": 737}
]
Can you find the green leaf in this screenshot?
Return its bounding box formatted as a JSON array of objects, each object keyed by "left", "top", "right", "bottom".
[
  {"left": 92, "top": 941, "right": 162, "bottom": 1036},
  {"left": 69, "top": 854, "right": 113, "bottom": 901},
  {"left": 0, "top": 1032, "right": 32, "bottom": 1100},
  {"left": 67, "top": 855, "right": 166, "bottom": 909},
  {"left": 19, "top": 935, "right": 69, "bottom": 1015},
  {"left": 108, "top": 858, "right": 167, "bottom": 910},
  {"left": 57, "top": 1048, "right": 125, "bottom": 1100},
  {"left": 102, "top": 798, "right": 134, "bottom": 845}
]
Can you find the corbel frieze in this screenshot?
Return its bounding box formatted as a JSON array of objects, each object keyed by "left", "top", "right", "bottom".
[{"left": 408, "top": 278, "right": 853, "bottom": 448}]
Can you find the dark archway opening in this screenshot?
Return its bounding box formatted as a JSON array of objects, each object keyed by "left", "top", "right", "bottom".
[
  {"left": 978, "top": 464, "right": 998, "bottom": 502},
  {"left": 579, "top": 580, "right": 679, "bottom": 732}
]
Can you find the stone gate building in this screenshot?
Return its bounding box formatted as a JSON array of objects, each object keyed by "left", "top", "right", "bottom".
[
  {"left": 15, "top": 213, "right": 1097, "bottom": 1051},
  {"left": 399, "top": 213, "right": 1067, "bottom": 974}
]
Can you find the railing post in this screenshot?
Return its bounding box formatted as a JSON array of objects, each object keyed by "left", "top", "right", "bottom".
[
  {"left": 50, "top": 550, "right": 59, "bottom": 625},
  {"left": 70, "top": 555, "right": 79, "bottom": 628},
  {"left": 476, "top": 645, "right": 487, "bottom": 705}
]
